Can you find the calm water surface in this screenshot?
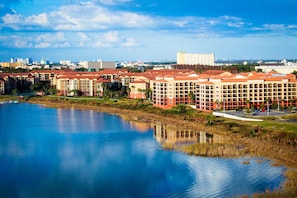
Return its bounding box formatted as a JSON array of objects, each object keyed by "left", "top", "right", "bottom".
[{"left": 0, "top": 103, "right": 285, "bottom": 198}]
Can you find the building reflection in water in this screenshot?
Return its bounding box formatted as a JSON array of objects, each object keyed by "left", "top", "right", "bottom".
[
  {"left": 153, "top": 122, "right": 224, "bottom": 144},
  {"left": 127, "top": 121, "right": 151, "bottom": 133},
  {"left": 56, "top": 107, "right": 103, "bottom": 133}
]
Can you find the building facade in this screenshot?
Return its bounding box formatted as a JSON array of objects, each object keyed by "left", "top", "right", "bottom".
[
  {"left": 79, "top": 60, "right": 116, "bottom": 71},
  {"left": 151, "top": 76, "right": 198, "bottom": 109},
  {"left": 129, "top": 81, "right": 148, "bottom": 99},
  {"left": 177, "top": 52, "right": 215, "bottom": 66},
  {"left": 0, "top": 78, "right": 4, "bottom": 94},
  {"left": 151, "top": 70, "right": 297, "bottom": 111}
]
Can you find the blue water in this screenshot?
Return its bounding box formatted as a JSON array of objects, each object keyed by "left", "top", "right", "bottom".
[{"left": 0, "top": 103, "right": 285, "bottom": 198}]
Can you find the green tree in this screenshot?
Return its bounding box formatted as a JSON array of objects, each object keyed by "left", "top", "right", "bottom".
[
  {"left": 11, "top": 89, "right": 18, "bottom": 96},
  {"left": 245, "top": 99, "right": 250, "bottom": 110},
  {"left": 172, "top": 104, "right": 187, "bottom": 114},
  {"left": 146, "top": 88, "right": 152, "bottom": 100},
  {"left": 137, "top": 88, "right": 146, "bottom": 98},
  {"left": 188, "top": 91, "right": 195, "bottom": 104},
  {"left": 206, "top": 115, "right": 215, "bottom": 126},
  {"left": 215, "top": 99, "right": 220, "bottom": 110},
  {"left": 126, "top": 87, "right": 131, "bottom": 98},
  {"left": 48, "top": 88, "right": 57, "bottom": 95}
]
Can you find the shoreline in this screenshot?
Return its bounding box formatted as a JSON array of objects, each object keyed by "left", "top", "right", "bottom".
[
  {"left": 27, "top": 98, "right": 297, "bottom": 165},
  {"left": 25, "top": 97, "right": 297, "bottom": 196}
]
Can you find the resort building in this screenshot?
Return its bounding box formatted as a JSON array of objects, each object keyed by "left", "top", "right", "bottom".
[
  {"left": 151, "top": 70, "right": 297, "bottom": 111},
  {"left": 1, "top": 65, "right": 296, "bottom": 112},
  {"left": 195, "top": 71, "right": 297, "bottom": 111},
  {"left": 0, "top": 61, "right": 25, "bottom": 69},
  {"left": 56, "top": 74, "right": 113, "bottom": 97},
  {"left": 0, "top": 78, "right": 5, "bottom": 94},
  {"left": 129, "top": 80, "right": 148, "bottom": 99},
  {"left": 151, "top": 75, "right": 199, "bottom": 109},
  {"left": 177, "top": 52, "right": 215, "bottom": 66},
  {"left": 255, "top": 65, "right": 297, "bottom": 74},
  {"left": 78, "top": 60, "right": 116, "bottom": 71}
]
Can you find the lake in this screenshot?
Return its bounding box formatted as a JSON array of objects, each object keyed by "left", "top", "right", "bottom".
[{"left": 0, "top": 103, "right": 285, "bottom": 197}]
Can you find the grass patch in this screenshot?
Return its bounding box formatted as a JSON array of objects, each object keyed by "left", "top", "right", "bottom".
[{"left": 242, "top": 160, "right": 250, "bottom": 165}]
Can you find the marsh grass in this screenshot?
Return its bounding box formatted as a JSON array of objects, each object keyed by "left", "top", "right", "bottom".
[
  {"left": 178, "top": 143, "right": 249, "bottom": 158},
  {"left": 256, "top": 159, "right": 264, "bottom": 164},
  {"left": 242, "top": 160, "right": 250, "bottom": 165},
  {"left": 251, "top": 169, "right": 297, "bottom": 198}
]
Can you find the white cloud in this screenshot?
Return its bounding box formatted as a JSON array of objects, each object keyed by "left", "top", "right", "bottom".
[
  {"left": 2, "top": 13, "right": 49, "bottom": 29},
  {"left": 122, "top": 37, "right": 139, "bottom": 47},
  {"left": 1, "top": 1, "right": 296, "bottom": 55},
  {"left": 36, "top": 32, "right": 66, "bottom": 43},
  {"left": 35, "top": 42, "right": 51, "bottom": 48},
  {"left": 77, "top": 32, "right": 90, "bottom": 40},
  {"left": 103, "top": 31, "right": 119, "bottom": 43},
  {"left": 263, "top": 24, "right": 286, "bottom": 30},
  {"left": 253, "top": 23, "right": 297, "bottom": 35},
  {"left": 3, "top": 3, "right": 244, "bottom": 32},
  {"left": 26, "top": 13, "right": 48, "bottom": 26},
  {"left": 96, "top": 0, "right": 131, "bottom": 5},
  {"left": 288, "top": 25, "right": 297, "bottom": 29},
  {"left": 227, "top": 21, "right": 245, "bottom": 28},
  {"left": 0, "top": 35, "right": 32, "bottom": 48},
  {"left": 0, "top": 2, "right": 279, "bottom": 39},
  {"left": 2, "top": 13, "right": 23, "bottom": 29},
  {"left": 195, "top": 33, "right": 221, "bottom": 38},
  {"left": 0, "top": 32, "right": 71, "bottom": 48},
  {"left": 0, "top": 30, "right": 140, "bottom": 49},
  {"left": 75, "top": 31, "right": 140, "bottom": 48},
  {"left": 46, "top": 4, "right": 155, "bottom": 31},
  {"left": 93, "top": 41, "right": 111, "bottom": 47}
]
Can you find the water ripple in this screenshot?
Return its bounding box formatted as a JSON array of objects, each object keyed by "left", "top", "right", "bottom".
[{"left": 0, "top": 103, "right": 286, "bottom": 198}]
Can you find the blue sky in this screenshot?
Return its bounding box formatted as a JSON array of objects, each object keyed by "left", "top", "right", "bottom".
[{"left": 0, "top": 0, "right": 297, "bottom": 62}]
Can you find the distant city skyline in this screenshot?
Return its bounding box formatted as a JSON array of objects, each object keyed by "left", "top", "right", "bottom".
[{"left": 1, "top": 0, "right": 297, "bottom": 62}]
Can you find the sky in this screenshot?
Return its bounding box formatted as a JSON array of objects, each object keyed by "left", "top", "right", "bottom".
[{"left": 0, "top": 0, "right": 297, "bottom": 62}]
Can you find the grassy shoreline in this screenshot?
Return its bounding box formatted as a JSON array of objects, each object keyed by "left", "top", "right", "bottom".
[
  {"left": 26, "top": 96, "right": 297, "bottom": 164},
  {"left": 3, "top": 95, "right": 297, "bottom": 196}
]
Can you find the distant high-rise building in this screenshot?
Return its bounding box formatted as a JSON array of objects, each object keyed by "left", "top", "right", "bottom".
[
  {"left": 60, "top": 60, "right": 72, "bottom": 65},
  {"left": 78, "top": 60, "right": 116, "bottom": 71},
  {"left": 9, "top": 57, "right": 33, "bottom": 65},
  {"left": 10, "top": 58, "right": 17, "bottom": 63},
  {"left": 177, "top": 52, "right": 215, "bottom": 66},
  {"left": 40, "top": 58, "right": 50, "bottom": 65},
  {"left": 25, "top": 58, "right": 33, "bottom": 65}
]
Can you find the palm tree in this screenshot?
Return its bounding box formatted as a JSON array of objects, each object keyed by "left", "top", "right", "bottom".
[
  {"left": 137, "top": 88, "right": 146, "bottom": 99},
  {"left": 100, "top": 83, "right": 108, "bottom": 97},
  {"left": 289, "top": 99, "right": 294, "bottom": 109},
  {"left": 131, "top": 85, "right": 135, "bottom": 98},
  {"left": 245, "top": 99, "right": 250, "bottom": 110},
  {"left": 188, "top": 91, "right": 195, "bottom": 104},
  {"left": 126, "top": 87, "right": 131, "bottom": 98},
  {"left": 96, "top": 90, "right": 101, "bottom": 97},
  {"left": 215, "top": 99, "right": 220, "bottom": 110},
  {"left": 146, "top": 88, "right": 152, "bottom": 100},
  {"left": 11, "top": 89, "right": 18, "bottom": 97}
]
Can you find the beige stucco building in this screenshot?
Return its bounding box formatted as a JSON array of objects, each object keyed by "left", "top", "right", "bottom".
[
  {"left": 151, "top": 70, "right": 297, "bottom": 111},
  {"left": 177, "top": 52, "right": 215, "bottom": 66}
]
